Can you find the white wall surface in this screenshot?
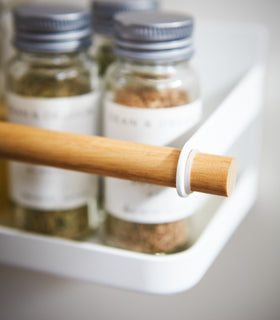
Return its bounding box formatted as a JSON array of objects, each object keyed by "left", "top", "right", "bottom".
[{"left": 0, "top": 1, "right": 280, "bottom": 319}]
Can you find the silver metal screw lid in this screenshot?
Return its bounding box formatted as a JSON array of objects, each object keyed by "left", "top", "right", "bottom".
[
  {"left": 13, "top": 5, "right": 93, "bottom": 53},
  {"left": 114, "top": 11, "right": 194, "bottom": 62},
  {"left": 92, "top": 0, "right": 158, "bottom": 35}
]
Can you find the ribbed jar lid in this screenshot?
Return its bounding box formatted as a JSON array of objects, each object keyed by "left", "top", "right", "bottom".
[
  {"left": 13, "top": 5, "right": 93, "bottom": 53},
  {"left": 92, "top": 0, "right": 158, "bottom": 35},
  {"left": 114, "top": 11, "right": 194, "bottom": 62}
]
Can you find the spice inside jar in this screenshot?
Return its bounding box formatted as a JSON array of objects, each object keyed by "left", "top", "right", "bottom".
[
  {"left": 7, "top": 5, "right": 100, "bottom": 240},
  {"left": 106, "top": 215, "right": 189, "bottom": 254},
  {"left": 102, "top": 11, "right": 202, "bottom": 254}
]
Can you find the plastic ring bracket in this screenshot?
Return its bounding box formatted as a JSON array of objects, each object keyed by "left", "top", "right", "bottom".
[{"left": 176, "top": 145, "right": 198, "bottom": 197}]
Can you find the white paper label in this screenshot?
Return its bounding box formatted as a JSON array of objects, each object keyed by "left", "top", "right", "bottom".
[
  {"left": 104, "top": 99, "right": 202, "bottom": 223},
  {"left": 7, "top": 92, "right": 99, "bottom": 210}
]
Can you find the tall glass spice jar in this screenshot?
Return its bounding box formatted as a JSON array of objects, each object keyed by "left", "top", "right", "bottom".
[
  {"left": 103, "top": 11, "right": 202, "bottom": 254},
  {"left": 91, "top": 0, "right": 158, "bottom": 77},
  {"left": 6, "top": 5, "right": 100, "bottom": 239}
]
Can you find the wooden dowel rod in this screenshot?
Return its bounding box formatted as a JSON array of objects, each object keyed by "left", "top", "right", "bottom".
[{"left": 0, "top": 122, "right": 236, "bottom": 197}]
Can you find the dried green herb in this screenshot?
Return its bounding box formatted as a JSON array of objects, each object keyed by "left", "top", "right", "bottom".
[
  {"left": 13, "top": 205, "right": 89, "bottom": 240},
  {"left": 9, "top": 64, "right": 92, "bottom": 97}
]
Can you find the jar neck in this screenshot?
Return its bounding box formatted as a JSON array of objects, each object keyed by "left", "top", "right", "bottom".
[
  {"left": 95, "top": 33, "right": 113, "bottom": 41},
  {"left": 116, "top": 57, "right": 190, "bottom": 75},
  {"left": 117, "top": 56, "right": 189, "bottom": 66},
  {"left": 15, "top": 49, "right": 88, "bottom": 66}
]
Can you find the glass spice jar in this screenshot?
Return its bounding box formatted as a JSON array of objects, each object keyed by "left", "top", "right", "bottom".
[
  {"left": 90, "top": 0, "right": 158, "bottom": 77},
  {"left": 6, "top": 5, "right": 100, "bottom": 240},
  {"left": 103, "top": 11, "right": 202, "bottom": 254},
  {"left": 0, "top": 0, "right": 12, "bottom": 227},
  {"left": 0, "top": 0, "right": 5, "bottom": 117}
]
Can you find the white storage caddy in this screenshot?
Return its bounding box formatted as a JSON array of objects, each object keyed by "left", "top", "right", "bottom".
[{"left": 0, "top": 22, "right": 267, "bottom": 295}]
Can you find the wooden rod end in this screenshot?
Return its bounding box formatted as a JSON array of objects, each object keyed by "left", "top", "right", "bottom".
[
  {"left": 226, "top": 157, "right": 237, "bottom": 196},
  {"left": 190, "top": 152, "right": 237, "bottom": 197}
]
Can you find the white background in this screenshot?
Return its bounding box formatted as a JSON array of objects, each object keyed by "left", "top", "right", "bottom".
[{"left": 0, "top": 0, "right": 280, "bottom": 319}]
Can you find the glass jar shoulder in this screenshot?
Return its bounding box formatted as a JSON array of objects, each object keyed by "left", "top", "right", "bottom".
[
  {"left": 104, "top": 59, "right": 200, "bottom": 106},
  {"left": 7, "top": 52, "right": 99, "bottom": 98},
  {"left": 90, "top": 34, "right": 115, "bottom": 77}
]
